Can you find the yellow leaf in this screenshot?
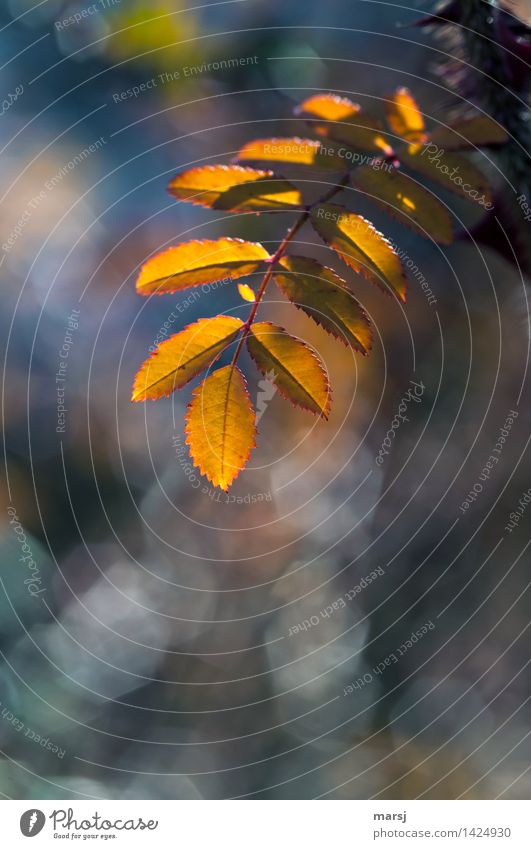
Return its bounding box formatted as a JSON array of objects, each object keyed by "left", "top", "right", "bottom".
[
  {"left": 247, "top": 322, "right": 331, "bottom": 418},
  {"left": 236, "top": 137, "right": 345, "bottom": 169},
  {"left": 311, "top": 204, "right": 407, "bottom": 302},
  {"left": 274, "top": 255, "right": 372, "bottom": 354},
  {"left": 132, "top": 316, "right": 243, "bottom": 401},
  {"left": 295, "top": 93, "right": 362, "bottom": 122},
  {"left": 136, "top": 238, "right": 270, "bottom": 295},
  {"left": 386, "top": 87, "right": 427, "bottom": 143},
  {"left": 373, "top": 137, "right": 395, "bottom": 158},
  {"left": 185, "top": 365, "right": 256, "bottom": 490},
  {"left": 352, "top": 165, "right": 454, "bottom": 244},
  {"left": 428, "top": 116, "right": 508, "bottom": 150},
  {"left": 168, "top": 164, "right": 302, "bottom": 210},
  {"left": 237, "top": 283, "right": 256, "bottom": 302},
  {"left": 399, "top": 144, "right": 492, "bottom": 206},
  {"left": 295, "top": 93, "right": 385, "bottom": 152},
  {"left": 328, "top": 123, "right": 390, "bottom": 154}
]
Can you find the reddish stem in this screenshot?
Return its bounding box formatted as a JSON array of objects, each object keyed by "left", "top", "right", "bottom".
[{"left": 230, "top": 171, "right": 351, "bottom": 367}]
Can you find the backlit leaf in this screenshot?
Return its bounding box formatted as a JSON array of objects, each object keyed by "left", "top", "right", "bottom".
[
  {"left": 399, "top": 144, "right": 492, "bottom": 206},
  {"left": 311, "top": 203, "right": 407, "bottom": 302},
  {"left": 295, "top": 94, "right": 386, "bottom": 152},
  {"left": 168, "top": 164, "right": 302, "bottom": 210},
  {"left": 428, "top": 116, "right": 508, "bottom": 150},
  {"left": 132, "top": 316, "right": 243, "bottom": 401},
  {"left": 185, "top": 365, "right": 256, "bottom": 490},
  {"left": 352, "top": 165, "right": 453, "bottom": 244},
  {"left": 237, "top": 283, "right": 256, "bottom": 302},
  {"left": 247, "top": 322, "right": 331, "bottom": 418},
  {"left": 386, "top": 88, "right": 427, "bottom": 143},
  {"left": 274, "top": 255, "right": 372, "bottom": 354},
  {"left": 327, "top": 123, "right": 390, "bottom": 154},
  {"left": 295, "top": 93, "right": 362, "bottom": 122},
  {"left": 236, "top": 137, "right": 345, "bottom": 169},
  {"left": 295, "top": 94, "right": 384, "bottom": 152},
  {"left": 136, "top": 238, "right": 270, "bottom": 295}
]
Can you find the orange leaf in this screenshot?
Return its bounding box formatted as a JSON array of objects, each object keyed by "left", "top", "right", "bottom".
[
  {"left": 247, "top": 322, "right": 331, "bottom": 418},
  {"left": 311, "top": 203, "right": 407, "bottom": 302},
  {"left": 236, "top": 137, "right": 345, "bottom": 169},
  {"left": 237, "top": 283, "right": 256, "bottom": 302},
  {"left": 352, "top": 165, "right": 454, "bottom": 244},
  {"left": 274, "top": 255, "right": 372, "bottom": 354},
  {"left": 168, "top": 164, "right": 302, "bottom": 210},
  {"left": 399, "top": 144, "right": 492, "bottom": 206},
  {"left": 295, "top": 93, "right": 362, "bottom": 122},
  {"left": 296, "top": 94, "right": 385, "bottom": 153},
  {"left": 132, "top": 316, "right": 243, "bottom": 401},
  {"left": 136, "top": 238, "right": 270, "bottom": 295},
  {"left": 428, "top": 116, "right": 508, "bottom": 150},
  {"left": 185, "top": 365, "right": 256, "bottom": 490},
  {"left": 386, "top": 87, "right": 427, "bottom": 143},
  {"left": 329, "top": 124, "right": 390, "bottom": 155}
]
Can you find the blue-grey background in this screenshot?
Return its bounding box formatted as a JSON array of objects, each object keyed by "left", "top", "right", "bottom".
[{"left": 0, "top": 0, "right": 530, "bottom": 799}]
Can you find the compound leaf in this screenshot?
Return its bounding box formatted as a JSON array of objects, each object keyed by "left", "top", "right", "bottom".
[
  {"left": 247, "top": 322, "right": 331, "bottom": 418},
  {"left": 136, "top": 238, "right": 270, "bottom": 295},
  {"left": 311, "top": 203, "right": 407, "bottom": 301},
  {"left": 274, "top": 255, "right": 372, "bottom": 354},
  {"left": 352, "top": 165, "right": 453, "bottom": 244},
  {"left": 132, "top": 316, "right": 243, "bottom": 401},
  {"left": 185, "top": 365, "right": 256, "bottom": 490},
  {"left": 168, "top": 164, "right": 302, "bottom": 210}
]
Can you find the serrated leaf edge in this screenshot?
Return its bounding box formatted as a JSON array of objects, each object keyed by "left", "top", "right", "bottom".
[{"left": 247, "top": 322, "right": 332, "bottom": 419}]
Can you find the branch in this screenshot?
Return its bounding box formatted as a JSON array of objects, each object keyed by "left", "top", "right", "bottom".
[{"left": 230, "top": 171, "right": 351, "bottom": 367}]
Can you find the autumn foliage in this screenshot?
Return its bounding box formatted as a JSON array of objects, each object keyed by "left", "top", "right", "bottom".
[{"left": 132, "top": 89, "right": 507, "bottom": 489}]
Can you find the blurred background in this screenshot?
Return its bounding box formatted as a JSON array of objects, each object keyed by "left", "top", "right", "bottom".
[{"left": 0, "top": 0, "right": 530, "bottom": 799}]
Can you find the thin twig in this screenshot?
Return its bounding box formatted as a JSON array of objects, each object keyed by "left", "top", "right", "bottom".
[{"left": 230, "top": 171, "right": 351, "bottom": 367}]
